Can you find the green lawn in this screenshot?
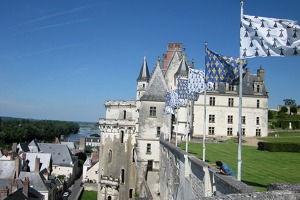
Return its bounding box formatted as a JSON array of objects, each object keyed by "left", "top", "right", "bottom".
[
  {"left": 261, "top": 132, "right": 300, "bottom": 143},
  {"left": 80, "top": 190, "right": 97, "bottom": 200},
  {"left": 178, "top": 141, "right": 300, "bottom": 191}
]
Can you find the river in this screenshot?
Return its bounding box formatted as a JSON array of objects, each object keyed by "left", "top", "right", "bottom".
[{"left": 67, "top": 127, "right": 101, "bottom": 141}]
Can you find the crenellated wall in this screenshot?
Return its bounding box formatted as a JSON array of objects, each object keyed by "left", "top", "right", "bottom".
[{"left": 160, "top": 139, "right": 256, "bottom": 199}]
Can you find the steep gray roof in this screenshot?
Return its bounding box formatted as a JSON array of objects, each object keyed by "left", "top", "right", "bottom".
[
  {"left": 137, "top": 56, "right": 150, "bottom": 82},
  {"left": 0, "top": 160, "right": 16, "bottom": 179},
  {"left": 4, "top": 187, "right": 44, "bottom": 200},
  {"left": 19, "top": 171, "right": 49, "bottom": 192},
  {"left": 20, "top": 153, "right": 52, "bottom": 173},
  {"left": 37, "top": 143, "right": 73, "bottom": 166},
  {"left": 174, "top": 55, "right": 189, "bottom": 78},
  {"left": 60, "top": 141, "right": 75, "bottom": 151},
  {"left": 140, "top": 58, "right": 168, "bottom": 102}
]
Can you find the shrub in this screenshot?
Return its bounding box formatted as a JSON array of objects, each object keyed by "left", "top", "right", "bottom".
[{"left": 257, "top": 141, "right": 300, "bottom": 153}]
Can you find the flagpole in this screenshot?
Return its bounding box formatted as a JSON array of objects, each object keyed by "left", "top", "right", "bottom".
[
  {"left": 176, "top": 106, "right": 179, "bottom": 146},
  {"left": 237, "top": 0, "right": 244, "bottom": 181},
  {"left": 169, "top": 114, "right": 172, "bottom": 143},
  {"left": 203, "top": 42, "right": 208, "bottom": 162},
  {"left": 186, "top": 99, "right": 189, "bottom": 152}
]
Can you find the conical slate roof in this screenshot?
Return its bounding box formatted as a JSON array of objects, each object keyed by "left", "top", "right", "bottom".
[
  {"left": 174, "top": 55, "right": 189, "bottom": 77},
  {"left": 137, "top": 56, "right": 150, "bottom": 82},
  {"left": 140, "top": 57, "right": 168, "bottom": 102}
]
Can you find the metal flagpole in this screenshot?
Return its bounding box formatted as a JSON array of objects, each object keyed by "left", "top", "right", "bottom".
[
  {"left": 169, "top": 114, "right": 172, "bottom": 143},
  {"left": 203, "top": 42, "right": 208, "bottom": 162},
  {"left": 185, "top": 99, "right": 189, "bottom": 152},
  {"left": 176, "top": 106, "right": 179, "bottom": 146},
  {"left": 237, "top": 0, "right": 244, "bottom": 181}
]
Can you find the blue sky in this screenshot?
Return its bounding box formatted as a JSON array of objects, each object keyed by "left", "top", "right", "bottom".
[{"left": 1, "top": 0, "right": 300, "bottom": 122}]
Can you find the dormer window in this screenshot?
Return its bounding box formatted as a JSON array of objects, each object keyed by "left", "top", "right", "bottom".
[{"left": 256, "top": 85, "right": 260, "bottom": 93}]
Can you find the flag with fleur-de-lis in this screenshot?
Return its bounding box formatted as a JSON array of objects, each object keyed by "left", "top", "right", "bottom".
[
  {"left": 188, "top": 68, "right": 214, "bottom": 93},
  {"left": 205, "top": 49, "right": 247, "bottom": 84},
  {"left": 240, "top": 15, "right": 300, "bottom": 58},
  {"left": 163, "top": 92, "right": 174, "bottom": 114},
  {"left": 177, "top": 78, "right": 199, "bottom": 101}
]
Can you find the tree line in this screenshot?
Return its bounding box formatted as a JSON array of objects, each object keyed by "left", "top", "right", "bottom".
[{"left": 0, "top": 117, "right": 79, "bottom": 144}]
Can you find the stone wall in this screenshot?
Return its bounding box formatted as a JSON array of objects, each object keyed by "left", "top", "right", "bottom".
[{"left": 159, "top": 139, "right": 256, "bottom": 199}]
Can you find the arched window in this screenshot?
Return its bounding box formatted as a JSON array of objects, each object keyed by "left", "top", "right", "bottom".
[
  {"left": 121, "top": 131, "right": 124, "bottom": 143},
  {"left": 108, "top": 196, "right": 112, "bottom": 200},
  {"left": 129, "top": 189, "right": 133, "bottom": 198},
  {"left": 108, "top": 150, "right": 112, "bottom": 163},
  {"left": 121, "top": 169, "right": 125, "bottom": 183}
]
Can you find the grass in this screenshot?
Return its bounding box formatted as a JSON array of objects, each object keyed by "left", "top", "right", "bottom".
[
  {"left": 80, "top": 190, "right": 97, "bottom": 200},
  {"left": 178, "top": 140, "right": 300, "bottom": 191},
  {"left": 261, "top": 132, "right": 300, "bottom": 143}
]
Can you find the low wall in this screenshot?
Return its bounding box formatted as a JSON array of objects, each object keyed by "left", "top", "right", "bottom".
[{"left": 159, "top": 139, "right": 256, "bottom": 199}]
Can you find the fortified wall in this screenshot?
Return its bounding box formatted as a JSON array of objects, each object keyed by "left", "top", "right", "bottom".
[{"left": 159, "top": 139, "right": 300, "bottom": 200}]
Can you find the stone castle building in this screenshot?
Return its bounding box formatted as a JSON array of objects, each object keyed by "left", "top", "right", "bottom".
[{"left": 98, "top": 43, "right": 268, "bottom": 199}]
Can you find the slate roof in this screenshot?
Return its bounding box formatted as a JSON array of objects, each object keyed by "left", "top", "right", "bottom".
[
  {"left": 137, "top": 56, "right": 150, "bottom": 82},
  {"left": 140, "top": 58, "right": 168, "bottom": 102},
  {"left": 20, "top": 153, "right": 52, "bottom": 173},
  {"left": 174, "top": 55, "right": 189, "bottom": 78},
  {"left": 37, "top": 143, "right": 74, "bottom": 167},
  {"left": 19, "top": 172, "right": 49, "bottom": 192},
  {"left": 17, "top": 143, "right": 30, "bottom": 153},
  {"left": 0, "top": 160, "right": 15, "bottom": 179},
  {"left": 60, "top": 141, "right": 75, "bottom": 151},
  {"left": 4, "top": 187, "right": 44, "bottom": 200}
]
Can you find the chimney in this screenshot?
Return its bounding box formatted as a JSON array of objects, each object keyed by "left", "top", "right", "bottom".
[
  {"left": 91, "top": 152, "right": 99, "bottom": 164},
  {"left": 12, "top": 143, "right": 17, "bottom": 153},
  {"left": 245, "top": 68, "right": 250, "bottom": 83},
  {"left": 55, "top": 137, "right": 59, "bottom": 144},
  {"left": 15, "top": 156, "right": 20, "bottom": 179},
  {"left": 0, "top": 187, "right": 9, "bottom": 200},
  {"left": 35, "top": 157, "right": 40, "bottom": 173},
  {"left": 11, "top": 179, "right": 18, "bottom": 192},
  {"left": 22, "top": 177, "right": 29, "bottom": 197},
  {"left": 60, "top": 135, "right": 65, "bottom": 140},
  {"left": 22, "top": 153, "right": 26, "bottom": 166},
  {"left": 257, "top": 66, "right": 264, "bottom": 81}
]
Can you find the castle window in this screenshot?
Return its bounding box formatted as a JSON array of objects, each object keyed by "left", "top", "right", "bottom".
[
  {"left": 132, "top": 149, "right": 135, "bottom": 162},
  {"left": 121, "top": 169, "right": 125, "bottom": 184},
  {"left": 143, "top": 84, "right": 145, "bottom": 88},
  {"left": 242, "top": 116, "right": 246, "bottom": 124},
  {"left": 129, "top": 189, "right": 133, "bottom": 198},
  {"left": 227, "top": 128, "right": 233, "bottom": 136},
  {"left": 242, "top": 128, "right": 245, "bottom": 136},
  {"left": 149, "top": 107, "right": 156, "bottom": 117},
  {"left": 208, "top": 127, "right": 215, "bottom": 135},
  {"left": 256, "top": 85, "right": 261, "bottom": 93},
  {"left": 228, "top": 84, "right": 234, "bottom": 91},
  {"left": 123, "top": 110, "right": 126, "bottom": 119},
  {"left": 108, "top": 150, "right": 112, "bottom": 164},
  {"left": 256, "top": 117, "right": 260, "bottom": 125},
  {"left": 256, "top": 129, "right": 261, "bottom": 137},
  {"left": 228, "top": 115, "right": 233, "bottom": 124},
  {"left": 257, "top": 100, "right": 260, "bottom": 108},
  {"left": 228, "top": 98, "right": 234, "bottom": 107},
  {"left": 120, "top": 131, "right": 124, "bottom": 143},
  {"left": 209, "top": 115, "right": 215, "bottom": 123},
  {"left": 209, "top": 97, "right": 215, "bottom": 106},
  {"left": 156, "top": 127, "right": 161, "bottom": 137},
  {"left": 146, "top": 143, "right": 151, "bottom": 154}
]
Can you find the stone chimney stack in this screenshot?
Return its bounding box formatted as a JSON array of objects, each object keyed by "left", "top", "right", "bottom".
[
  {"left": 11, "top": 179, "right": 18, "bottom": 192},
  {"left": 15, "top": 156, "right": 20, "bottom": 179},
  {"left": 79, "top": 138, "right": 86, "bottom": 150},
  {"left": 12, "top": 143, "right": 17, "bottom": 153},
  {"left": 0, "top": 187, "right": 9, "bottom": 200},
  {"left": 22, "top": 177, "right": 29, "bottom": 197},
  {"left": 55, "top": 137, "right": 60, "bottom": 144},
  {"left": 245, "top": 68, "right": 250, "bottom": 83},
  {"left": 22, "top": 153, "right": 26, "bottom": 166},
  {"left": 35, "top": 157, "right": 40, "bottom": 173},
  {"left": 257, "top": 66, "right": 265, "bottom": 81}
]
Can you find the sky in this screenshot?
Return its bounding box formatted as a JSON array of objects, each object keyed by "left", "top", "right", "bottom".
[{"left": 1, "top": 0, "right": 300, "bottom": 122}]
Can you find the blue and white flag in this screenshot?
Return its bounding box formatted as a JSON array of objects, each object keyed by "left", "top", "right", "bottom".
[
  {"left": 189, "top": 68, "right": 214, "bottom": 93},
  {"left": 240, "top": 15, "right": 300, "bottom": 58},
  {"left": 205, "top": 49, "right": 247, "bottom": 84},
  {"left": 163, "top": 92, "right": 174, "bottom": 114},
  {"left": 178, "top": 78, "right": 199, "bottom": 101}
]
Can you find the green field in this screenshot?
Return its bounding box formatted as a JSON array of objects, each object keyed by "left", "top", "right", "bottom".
[
  {"left": 178, "top": 135, "right": 300, "bottom": 191},
  {"left": 80, "top": 190, "right": 97, "bottom": 200}
]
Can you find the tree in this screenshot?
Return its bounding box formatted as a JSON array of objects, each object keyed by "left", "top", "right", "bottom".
[
  {"left": 290, "top": 106, "right": 298, "bottom": 115},
  {"left": 283, "top": 99, "right": 297, "bottom": 107},
  {"left": 280, "top": 106, "right": 288, "bottom": 113},
  {"left": 268, "top": 110, "right": 274, "bottom": 120}
]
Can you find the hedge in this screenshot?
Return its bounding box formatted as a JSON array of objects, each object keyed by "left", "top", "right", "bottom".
[
  {"left": 277, "top": 120, "right": 300, "bottom": 129},
  {"left": 257, "top": 141, "right": 300, "bottom": 153}
]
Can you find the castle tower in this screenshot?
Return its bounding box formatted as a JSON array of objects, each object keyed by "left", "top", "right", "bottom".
[{"left": 136, "top": 56, "right": 150, "bottom": 101}]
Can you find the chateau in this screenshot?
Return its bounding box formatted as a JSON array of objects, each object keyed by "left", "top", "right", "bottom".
[{"left": 98, "top": 43, "right": 268, "bottom": 199}]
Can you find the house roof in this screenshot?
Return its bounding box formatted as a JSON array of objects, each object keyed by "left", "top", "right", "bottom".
[
  {"left": 20, "top": 153, "right": 52, "bottom": 173},
  {"left": 174, "top": 55, "right": 189, "bottom": 78},
  {"left": 60, "top": 141, "right": 75, "bottom": 150},
  {"left": 0, "top": 160, "right": 16, "bottom": 179},
  {"left": 37, "top": 143, "right": 74, "bottom": 166},
  {"left": 140, "top": 57, "right": 168, "bottom": 102},
  {"left": 85, "top": 137, "right": 100, "bottom": 143},
  {"left": 19, "top": 172, "right": 49, "bottom": 192},
  {"left": 5, "top": 186, "right": 44, "bottom": 200}
]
